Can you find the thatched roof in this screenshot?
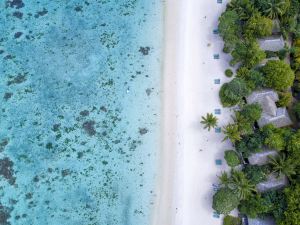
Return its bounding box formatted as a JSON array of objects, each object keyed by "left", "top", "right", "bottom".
[
  {"left": 258, "top": 36, "right": 285, "bottom": 51},
  {"left": 246, "top": 89, "right": 292, "bottom": 128},
  {"left": 248, "top": 150, "right": 278, "bottom": 166},
  {"left": 256, "top": 174, "right": 288, "bottom": 192}
]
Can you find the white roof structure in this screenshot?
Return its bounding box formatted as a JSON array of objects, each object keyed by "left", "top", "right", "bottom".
[
  {"left": 256, "top": 174, "right": 288, "bottom": 193},
  {"left": 246, "top": 89, "right": 292, "bottom": 128},
  {"left": 258, "top": 36, "right": 285, "bottom": 51},
  {"left": 248, "top": 150, "right": 278, "bottom": 166},
  {"left": 248, "top": 217, "right": 276, "bottom": 225}
]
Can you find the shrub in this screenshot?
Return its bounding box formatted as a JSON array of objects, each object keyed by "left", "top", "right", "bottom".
[
  {"left": 239, "top": 194, "right": 271, "bottom": 218},
  {"left": 231, "top": 40, "right": 266, "bottom": 68},
  {"left": 265, "top": 50, "right": 278, "bottom": 58},
  {"left": 293, "top": 102, "right": 300, "bottom": 119},
  {"left": 243, "top": 165, "right": 268, "bottom": 185},
  {"left": 223, "top": 215, "right": 241, "bottom": 225},
  {"left": 224, "top": 150, "right": 241, "bottom": 167},
  {"left": 236, "top": 67, "right": 265, "bottom": 90},
  {"left": 235, "top": 132, "right": 263, "bottom": 157},
  {"left": 245, "top": 13, "right": 273, "bottom": 38},
  {"left": 262, "top": 60, "right": 295, "bottom": 91},
  {"left": 278, "top": 48, "right": 288, "bottom": 60},
  {"left": 295, "top": 71, "right": 300, "bottom": 81},
  {"left": 277, "top": 92, "right": 292, "bottom": 107},
  {"left": 238, "top": 103, "right": 262, "bottom": 123},
  {"left": 225, "top": 69, "right": 233, "bottom": 77},
  {"left": 218, "top": 10, "right": 242, "bottom": 52},
  {"left": 212, "top": 188, "right": 240, "bottom": 215},
  {"left": 219, "top": 78, "right": 251, "bottom": 107}
]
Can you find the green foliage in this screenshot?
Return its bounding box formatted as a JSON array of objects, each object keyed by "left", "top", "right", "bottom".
[
  {"left": 243, "top": 164, "right": 268, "bottom": 185},
  {"left": 263, "top": 190, "right": 287, "bottom": 223},
  {"left": 235, "top": 132, "right": 263, "bottom": 157},
  {"left": 212, "top": 188, "right": 240, "bottom": 215},
  {"left": 224, "top": 150, "right": 241, "bottom": 167},
  {"left": 223, "top": 215, "right": 241, "bottom": 225},
  {"left": 269, "top": 154, "right": 296, "bottom": 179},
  {"left": 223, "top": 123, "right": 242, "bottom": 143},
  {"left": 231, "top": 40, "right": 266, "bottom": 68},
  {"left": 232, "top": 104, "right": 262, "bottom": 136},
  {"left": 225, "top": 69, "right": 234, "bottom": 77},
  {"left": 239, "top": 190, "right": 287, "bottom": 221},
  {"left": 280, "top": 184, "right": 300, "bottom": 225},
  {"left": 277, "top": 92, "right": 292, "bottom": 107},
  {"left": 293, "top": 102, "right": 300, "bottom": 120},
  {"left": 254, "top": 0, "right": 290, "bottom": 19},
  {"left": 228, "top": 0, "right": 258, "bottom": 20},
  {"left": 201, "top": 113, "right": 218, "bottom": 131},
  {"left": 265, "top": 50, "right": 278, "bottom": 58},
  {"left": 238, "top": 103, "right": 262, "bottom": 123},
  {"left": 262, "top": 60, "right": 295, "bottom": 91},
  {"left": 239, "top": 194, "right": 271, "bottom": 218},
  {"left": 245, "top": 13, "right": 273, "bottom": 38},
  {"left": 219, "top": 78, "right": 251, "bottom": 107},
  {"left": 230, "top": 170, "right": 256, "bottom": 200},
  {"left": 261, "top": 124, "right": 291, "bottom": 151},
  {"left": 218, "top": 10, "right": 242, "bottom": 52},
  {"left": 278, "top": 48, "right": 289, "bottom": 60},
  {"left": 236, "top": 67, "right": 265, "bottom": 90},
  {"left": 218, "top": 171, "right": 232, "bottom": 188}
]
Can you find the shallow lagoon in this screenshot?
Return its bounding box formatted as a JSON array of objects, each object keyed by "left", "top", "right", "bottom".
[{"left": 0, "top": 0, "right": 163, "bottom": 224}]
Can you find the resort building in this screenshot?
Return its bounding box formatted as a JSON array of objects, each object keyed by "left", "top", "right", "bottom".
[
  {"left": 258, "top": 35, "right": 285, "bottom": 51},
  {"left": 247, "top": 217, "right": 276, "bottom": 225},
  {"left": 248, "top": 149, "right": 278, "bottom": 166},
  {"left": 256, "top": 174, "right": 288, "bottom": 193},
  {"left": 246, "top": 89, "right": 292, "bottom": 128}
]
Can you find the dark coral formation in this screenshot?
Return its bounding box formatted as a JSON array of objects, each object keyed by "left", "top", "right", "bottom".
[
  {"left": 139, "top": 46, "right": 150, "bottom": 55},
  {"left": 0, "top": 157, "right": 16, "bottom": 185},
  {"left": 6, "top": 0, "right": 24, "bottom": 9},
  {"left": 82, "top": 120, "right": 96, "bottom": 136},
  {"left": 7, "top": 74, "right": 27, "bottom": 86}
]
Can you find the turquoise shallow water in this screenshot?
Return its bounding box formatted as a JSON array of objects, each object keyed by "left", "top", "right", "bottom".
[{"left": 0, "top": 0, "right": 163, "bottom": 224}]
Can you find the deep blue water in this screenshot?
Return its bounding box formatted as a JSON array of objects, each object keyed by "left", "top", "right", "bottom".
[{"left": 0, "top": 0, "right": 163, "bottom": 224}]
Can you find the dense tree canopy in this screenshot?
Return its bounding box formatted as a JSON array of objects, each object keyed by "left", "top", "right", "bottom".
[
  {"left": 262, "top": 60, "right": 295, "bottom": 91},
  {"left": 280, "top": 184, "right": 300, "bottom": 225},
  {"left": 236, "top": 67, "right": 265, "bottom": 90},
  {"left": 245, "top": 13, "right": 273, "bottom": 38},
  {"left": 224, "top": 150, "right": 241, "bottom": 167},
  {"left": 219, "top": 78, "right": 251, "bottom": 107},
  {"left": 212, "top": 188, "right": 240, "bottom": 214},
  {"left": 218, "top": 10, "right": 242, "bottom": 52},
  {"left": 254, "top": 0, "right": 291, "bottom": 19},
  {"left": 231, "top": 40, "right": 266, "bottom": 68}
]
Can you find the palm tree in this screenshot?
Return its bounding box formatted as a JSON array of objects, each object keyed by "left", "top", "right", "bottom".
[
  {"left": 201, "top": 113, "right": 218, "bottom": 131},
  {"left": 264, "top": 0, "right": 289, "bottom": 19},
  {"left": 218, "top": 171, "right": 231, "bottom": 188},
  {"left": 230, "top": 170, "right": 256, "bottom": 200},
  {"left": 269, "top": 154, "right": 296, "bottom": 179},
  {"left": 228, "top": 0, "right": 257, "bottom": 20},
  {"left": 222, "top": 123, "right": 242, "bottom": 143}
]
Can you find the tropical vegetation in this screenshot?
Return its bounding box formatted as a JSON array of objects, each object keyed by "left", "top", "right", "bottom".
[{"left": 211, "top": 0, "right": 300, "bottom": 224}]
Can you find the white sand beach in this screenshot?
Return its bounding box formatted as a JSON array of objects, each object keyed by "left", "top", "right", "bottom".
[{"left": 152, "top": 0, "right": 234, "bottom": 224}]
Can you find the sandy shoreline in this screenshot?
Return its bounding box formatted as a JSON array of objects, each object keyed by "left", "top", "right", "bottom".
[
  {"left": 151, "top": 0, "right": 184, "bottom": 224},
  {"left": 152, "top": 0, "right": 232, "bottom": 225}
]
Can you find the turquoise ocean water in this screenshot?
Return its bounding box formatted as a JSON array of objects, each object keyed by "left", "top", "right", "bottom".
[{"left": 0, "top": 0, "right": 163, "bottom": 224}]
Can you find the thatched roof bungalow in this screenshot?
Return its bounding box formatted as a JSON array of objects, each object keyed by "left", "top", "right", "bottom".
[
  {"left": 246, "top": 89, "right": 292, "bottom": 128},
  {"left": 258, "top": 36, "right": 285, "bottom": 51}
]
